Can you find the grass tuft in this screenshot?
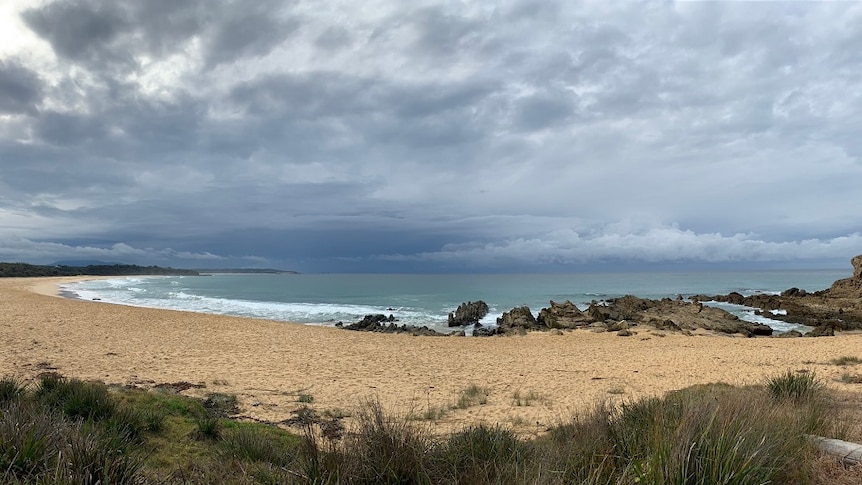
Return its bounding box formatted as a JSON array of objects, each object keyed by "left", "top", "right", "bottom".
[
  {"left": 767, "top": 370, "right": 823, "bottom": 402},
  {"left": 454, "top": 384, "right": 489, "bottom": 409},
  {"left": 831, "top": 355, "right": 862, "bottom": 366},
  {"left": 0, "top": 376, "right": 26, "bottom": 406}
]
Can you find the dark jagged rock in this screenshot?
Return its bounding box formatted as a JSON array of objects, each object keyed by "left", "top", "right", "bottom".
[
  {"left": 536, "top": 300, "right": 591, "bottom": 329},
  {"left": 448, "top": 301, "right": 489, "bottom": 327},
  {"left": 343, "top": 314, "right": 446, "bottom": 336},
  {"left": 781, "top": 287, "right": 807, "bottom": 297},
  {"left": 776, "top": 330, "right": 803, "bottom": 338},
  {"left": 496, "top": 306, "right": 539, "bottom": 334},
  {"left": 806, "top": 326, "right": 835, "bottom": 337},
  {"left": 473, "top": 326, "right": 498, "bottom": 337}
]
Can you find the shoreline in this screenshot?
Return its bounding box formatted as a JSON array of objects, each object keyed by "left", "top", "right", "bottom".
[{"left": 3, "top": 276, "right": 862, "bottom": 434}]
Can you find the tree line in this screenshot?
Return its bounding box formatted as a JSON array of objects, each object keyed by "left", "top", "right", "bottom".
[{"left": 0, "top": 262, "right": 199, "bottom": 277}]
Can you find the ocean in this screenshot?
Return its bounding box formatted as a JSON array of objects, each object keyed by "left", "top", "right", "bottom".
[{"left": 60, "top": 270, "right": 848, "bottom": 334}]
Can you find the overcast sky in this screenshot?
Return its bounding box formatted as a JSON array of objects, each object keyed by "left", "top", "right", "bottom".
[{"left": 1, "top": 0, "right": 861, "bottom": 272}]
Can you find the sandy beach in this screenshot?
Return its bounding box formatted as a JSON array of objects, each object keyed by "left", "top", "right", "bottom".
[{"left": 2, "top": 276, "right": 861, "bottom": 434}]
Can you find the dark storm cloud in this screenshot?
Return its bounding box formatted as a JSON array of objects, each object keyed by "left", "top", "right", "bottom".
[{"left": 0, "top": 60, "right": 43, "bottom": 114}]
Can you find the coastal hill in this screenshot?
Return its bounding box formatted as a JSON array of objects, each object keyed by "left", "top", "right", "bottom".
[
  {"left": 195, "top": 268, "right": 299, "bottom": 274},
  {"left": 0, "top": 262, "right": 199, "bottom": 277}
]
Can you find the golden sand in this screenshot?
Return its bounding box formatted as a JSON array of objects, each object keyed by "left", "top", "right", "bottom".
[{"left": 2, "top": 276, "right": 861, "bottom": 433}]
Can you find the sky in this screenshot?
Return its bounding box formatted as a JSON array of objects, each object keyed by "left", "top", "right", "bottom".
[{"left": 1, "top": 0, "right": 861, "bottom": 273}]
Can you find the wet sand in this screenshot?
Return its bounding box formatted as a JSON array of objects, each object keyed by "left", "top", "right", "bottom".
[{"left": 2, "top": 276, "right": 861, "bottom": 434}]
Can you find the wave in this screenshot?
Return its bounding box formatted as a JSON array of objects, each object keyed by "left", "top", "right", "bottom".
[{"left": 62, "top": 279, "right": 451, "bottom": 328}]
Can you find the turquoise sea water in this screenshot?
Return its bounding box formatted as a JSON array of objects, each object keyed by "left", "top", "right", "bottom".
[{"left": 61, "top": 270, "right": 848, "bottom": 334}]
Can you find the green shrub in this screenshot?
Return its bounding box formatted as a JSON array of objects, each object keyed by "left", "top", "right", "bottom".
[
  {"left": 35, "top": 376, "right": 115, "bottom": 421},
  {"left": 435, "top": 425, "right": 529, "bottom": 483},
  {"left": 767, "top": 371, "right": 823, "bottom": 402},
  {"left": 195, "top": 415, "right": 222, "bottom": 440},
  {"left": 0, "top": 377, "right": 26, "bottom": 406},
  {"left": 337, "top": 399, "right": 432, "bottom": 483},
  {"left": 0, "top": 400, "right": 65, "bottom": 478},
  {"left": 221, "top": 426, "right": 295, "bottom": 466},
  {"left": 61, "top": 427, "right": 143, "bottom": 484}
]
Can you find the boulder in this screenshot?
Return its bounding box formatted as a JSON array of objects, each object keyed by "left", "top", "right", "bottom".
[
  {"left": 726, "top": 292, "right": 745, "bottom": 305},
  {"left": 448, "top": 301, "right": 489, "bottom": 327},
  {"left": 781, "top": 287, "right": 807, "bottom": 297},
  {"left": 497, "top": 306, "right": 539, "bottom": 334},
  {"left": 537, "top": 300, "right": 592, "bottom": 329}
]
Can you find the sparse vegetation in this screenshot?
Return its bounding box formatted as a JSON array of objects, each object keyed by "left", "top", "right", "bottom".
[
  {"left": 838, "top": 373, "right": 862, "bottom": 384},
  {"left": 512, "top": 389, "right": 546, "bottom": 406},
  {"left": 832, "top": 355, "right": 862, "bottom": 366},
  {"left": 298, "top": 392, "right": 315, "bottom": 403},
  {"left": 1, "top": 372, "right": 857, "bottom": 483},
  {"left": 454, "top": 383, "right": 489, "bottom": 409}
]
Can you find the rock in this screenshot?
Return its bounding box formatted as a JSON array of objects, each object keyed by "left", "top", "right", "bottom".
[
  {"left": 806, "top": 326, "right": 835, "bottom": 337},
  {"left": 606, "top": 320, "right": 631, "bottom": 332},
  {"left": 726, "top": 292, "right": 745, "bottom": 305},
  {"left": 497, "top": 306, "right": 539, "bottom": 334},
  {"left": 827, "top": 254, "right": 862, "bottom": 299},
  {"left": 473, "top": 326, "right": 497, "bottom": 337},
  {"left": 448, "top": 301, "right": 489, "bottom": 327},
  {"left": 343, "top": 314, "right": 445, "bottom": 336},
  {"left": 587, "top": 304, "right": 619, "bottom": 322},
  {"left": 776, "top": 330, "right": 803, "bottom": 338},
  {"left": 617, "top": 329, "right": 634, "bottom": 337},
  {"left": 781, "top": 287, "right": 807, "bottom": 297},
  {"left": 537, "top": 300, "right": 592, "bottom": 329},
  {"left": 344, "top": 314, "right": 389, "bottom": 331}
]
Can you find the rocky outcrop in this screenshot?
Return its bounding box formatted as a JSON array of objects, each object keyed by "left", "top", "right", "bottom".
[
  {"left": 340, "top": 314, "right": 447, "bottom": 336},
  {"left": 536, "top": 300, "right": 591, "bottom": 329},
  {"left": 827, "top": 255, "right": 862, "bottom": 299},
  {"left": 691, "top": 255, "right": 862, "bottom": 334},
  {"left": 587, "top": 295, "right": 773, "bottom": 337},
  {"left": 448, "top": 301, "right": 489, "bottom": 327},
  {"left": 496, "top": 306, "right": 539, "bottom": 334}
]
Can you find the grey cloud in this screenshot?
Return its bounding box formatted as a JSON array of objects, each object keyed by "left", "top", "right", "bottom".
[
  {"left": 22, "top": 1, "right": 130, "bottom": 68},
  {"left": 409, "top": 6, "right": 484, "bottom": 59},
  {"left": 0, "top": 60, "right": 43, "bottom": 114},
  {"left": 205, "top": 9, "right": 300, "bottom": 67},
  {"left": 314, "top": 27, "right": 352, "bottom": 51},
  {"left": 34, "top": 111, "right": 107, "bottom": 147},
  {"left": 514, "top": 91, "right": 575, "bottom": 131},
  {"left": 4, "top": 0, "right": 862, "bottom": 271}
]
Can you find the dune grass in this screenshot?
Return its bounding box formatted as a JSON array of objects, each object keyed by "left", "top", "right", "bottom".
[{"left": 1, "top": 372, "right": 857, "bottom": 484}]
